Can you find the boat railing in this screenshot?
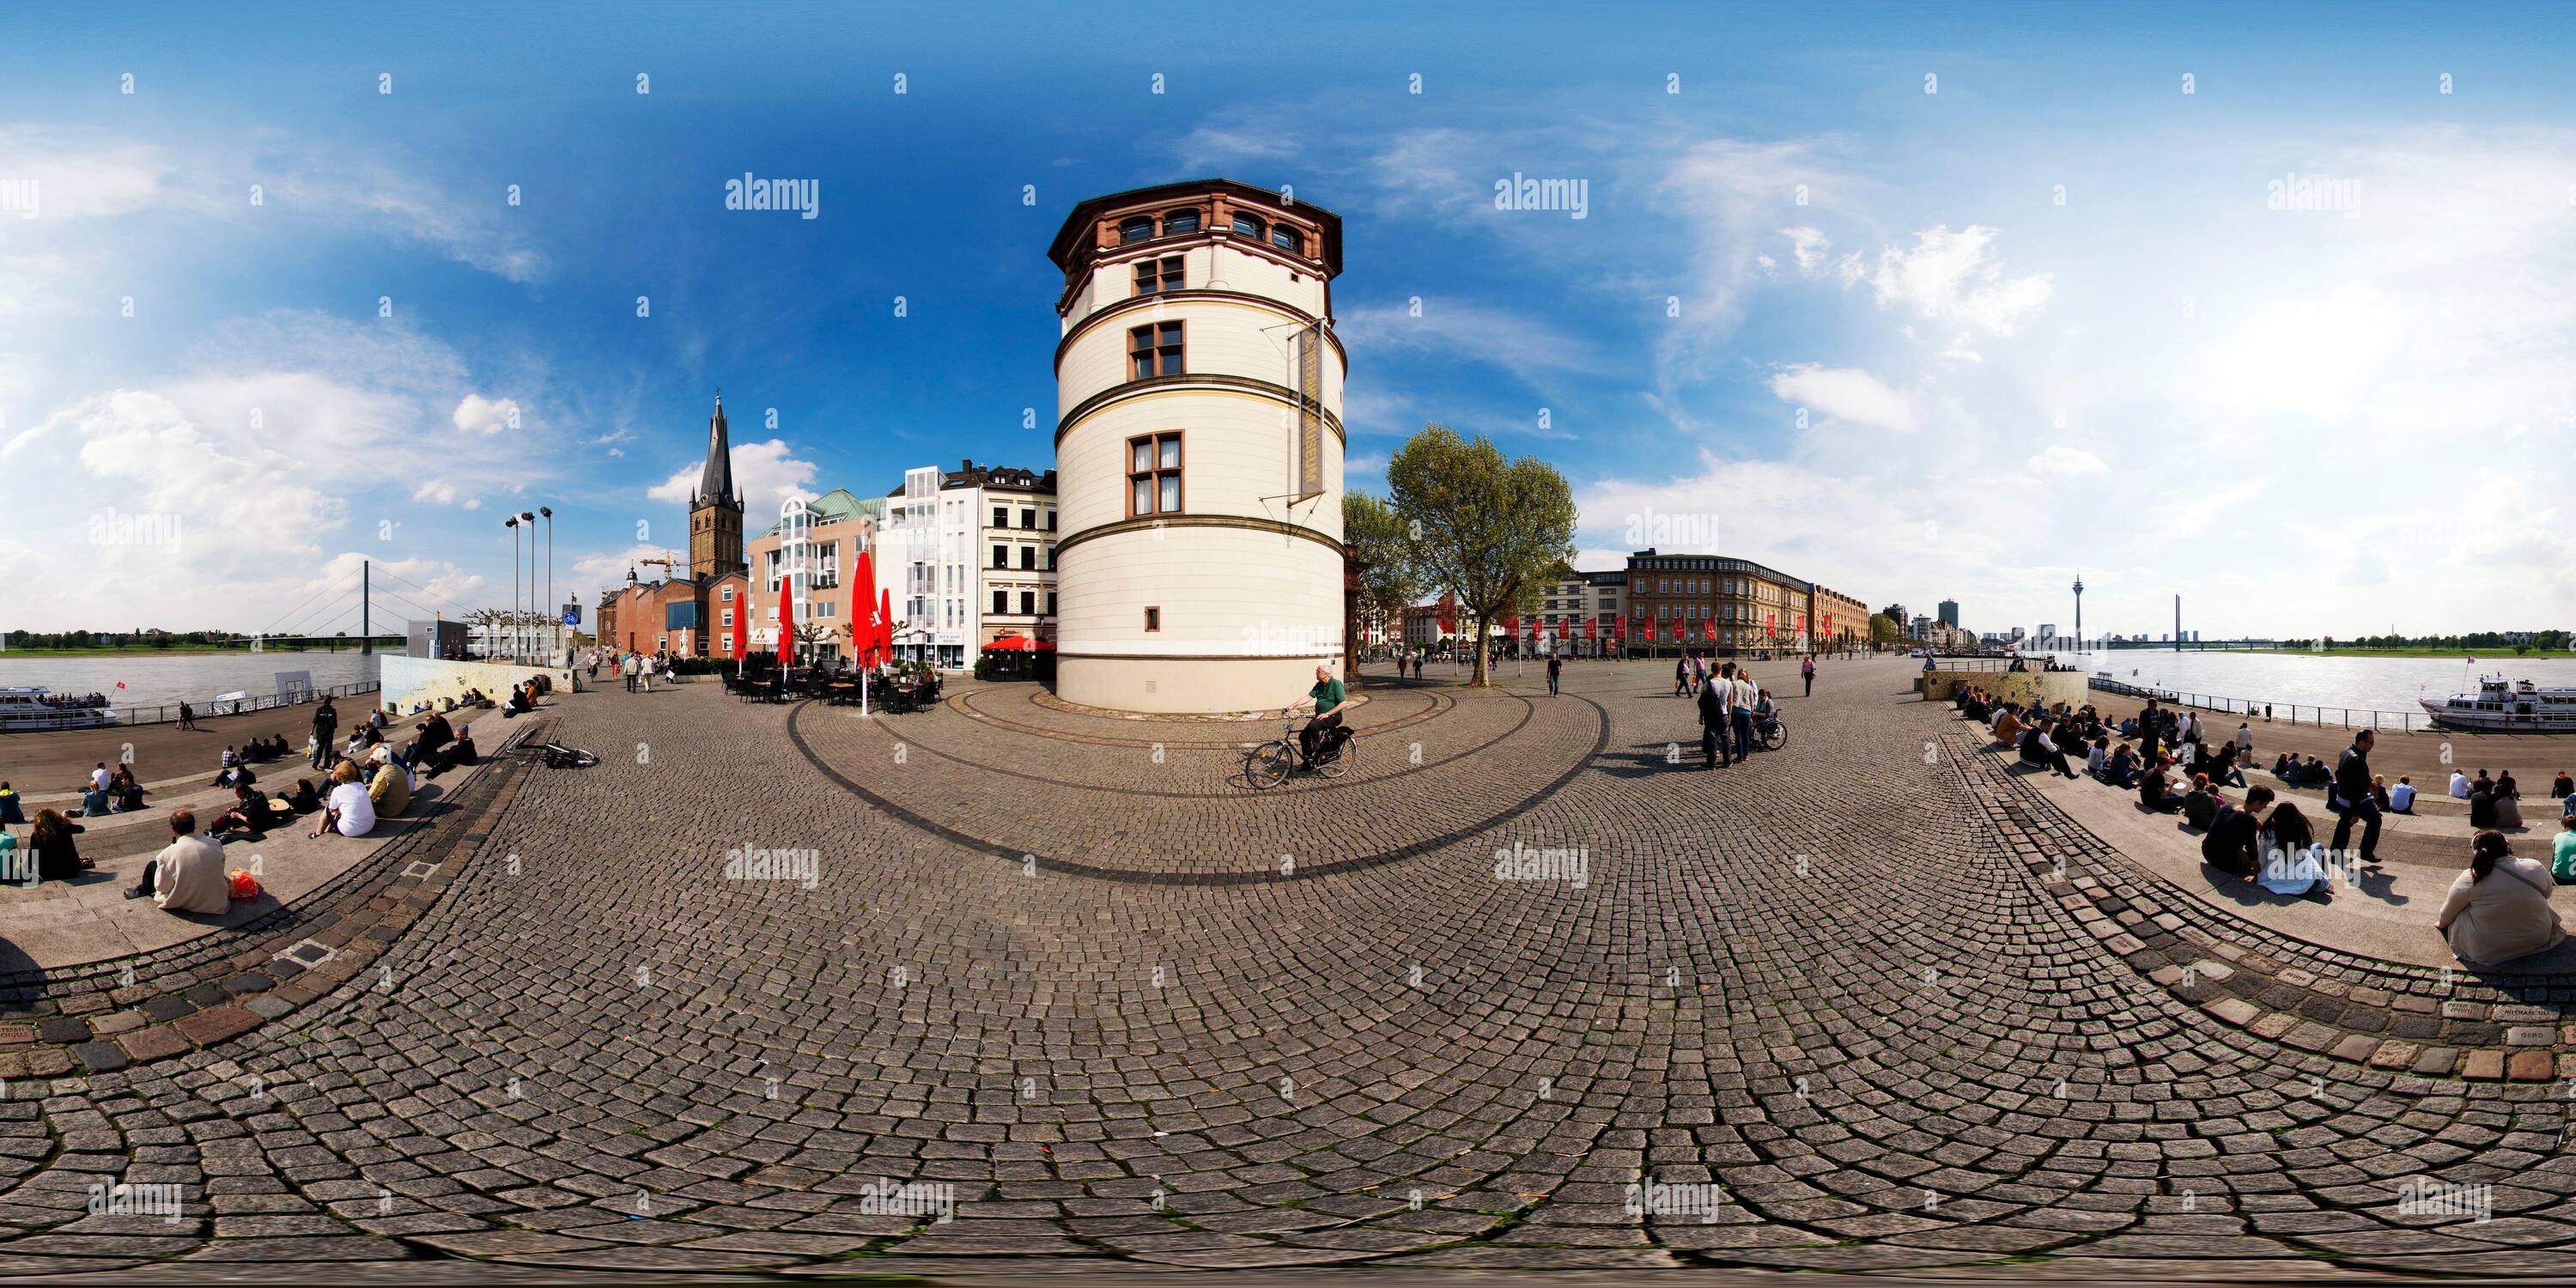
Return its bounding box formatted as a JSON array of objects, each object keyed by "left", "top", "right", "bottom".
[{"left": 2083, "top": 677, "right": 2424, "bottom": 732}]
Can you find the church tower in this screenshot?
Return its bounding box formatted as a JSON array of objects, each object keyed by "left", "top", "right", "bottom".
[{"left": 688, "top": 395, "right": 746, "bottom": 580}]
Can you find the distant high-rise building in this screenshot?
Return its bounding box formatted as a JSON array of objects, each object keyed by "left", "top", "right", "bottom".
[{"left": 1938, "top": 598, "right": 1959, "bottom": 628}]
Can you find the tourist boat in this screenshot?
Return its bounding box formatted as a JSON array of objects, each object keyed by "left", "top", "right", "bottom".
[
  {"left": 0, "top": 686, "right": 121, "bottom": 732},
  {"left": 2419, "top": 676, "right": 2576, "bottom": 732}
]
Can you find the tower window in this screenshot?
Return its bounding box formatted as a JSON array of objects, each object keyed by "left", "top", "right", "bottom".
[
  {"left": 1269, "top": 225, "right": 1303, "bottom": 254},
  {"left": 1019, "top": 546, "right": 1035, "bottom": 570},
  {"left": 1230, "top": 213, "right": 1266, "bottom": 239},
  {"left": 1118, "top": 216, "right": 1155, "bottom": 244},
  {"left": 1127, "top": 432, "right": 1182, "bottom": 517},
  {"left": 1144, "top": 606, "right": 1160, "bottom": 632},
  {"left": 1162, "top": 209, "right": 1200, "bottom": 235},
  {"left": 1128, "top": 322, "right": 1183, "bottom": 379},
  {"left": 1133, "top": 255, "right": 1183, "bottom": 295}
]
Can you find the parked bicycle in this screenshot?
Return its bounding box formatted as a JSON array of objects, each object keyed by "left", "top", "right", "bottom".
[{"left": 532, "top": 742, "right": 600, "bottom": 769}]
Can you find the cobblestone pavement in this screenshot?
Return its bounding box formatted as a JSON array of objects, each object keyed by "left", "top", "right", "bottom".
[{"left": 5, "top": 658, "right": 2576, "bottom": 1284}]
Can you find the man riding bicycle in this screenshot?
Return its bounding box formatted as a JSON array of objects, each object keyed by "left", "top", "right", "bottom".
[{"left": 1291, "top": 665, "right": 1354, "bottom": 765}]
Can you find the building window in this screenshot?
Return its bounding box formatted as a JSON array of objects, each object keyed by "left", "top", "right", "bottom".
[
  {"left": 720, "top": 609, "right": 732, "bottom": 628},
  {"left": 1019, "top": 591, "right": 1035, "bottom": 616},
  {"left": 1133, "top": 255, "right": 1183, "bottom": 295},
  {"left": 1119, "top": 216, "right": 1154, "bottom": 244},
  {"left": 1269, "top": 225, "right": 1302, "bottom": 254},
  {"left": 1020, "top": 507, "right": 1036, "bottom": 529},
  {"left": 1047, "top": 592, "right": 1056, "bottom": 616},
  {"left": 1163, "top": 208, "right": 1200, "bottom": 235},
  {"left": 1018, "top": 546, "right": 1035, "bottom": 570},
  {"left": 1145, "top": 607, "right": 1161, "bottom": 632},
  {"left": 720, "top": 585, "right": 734, "bottom": 602},
  {"left": 1046, "top": 510, "right": 1058, "bottom": 531},
  {"left": 1127, "top": 432, "right": 1182, "bottom": 516},
  {"left": 992, "top": 544, "right": 1006, "bottom": 568},
  {"left": 992, "top": 590, "right": 1006, "bottom": 615},
  {"left": 1128, "top": 322, "right": 1182, "bottom": 379},
  {"left": 1046, "top": 547, "right": 1057, "bottom": 571},
  {"left": 1231, "top": 212, "right": 1266, "bottom": 239},
  {"left": 993, "top": 506, "right": 1006, "bottom": 528}
]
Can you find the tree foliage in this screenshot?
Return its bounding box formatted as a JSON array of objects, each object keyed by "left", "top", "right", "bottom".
[{"left": 1384, "top": 423, "right": 1577, "bottom": 688}]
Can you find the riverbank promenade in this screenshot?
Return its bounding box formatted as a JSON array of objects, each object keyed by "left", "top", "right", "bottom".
[{"left": 3, "top": 658, "right": 2576, "bottom": 1282}]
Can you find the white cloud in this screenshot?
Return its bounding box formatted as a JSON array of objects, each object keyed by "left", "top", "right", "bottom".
[
  {"left": 647, "top": 437, "right": 820, "bottom": 510},
  {"left": 2025, "top": 445, "right": 2107, "bottom": 477},
  {"left": 452, "top": 393, "right": 520, "bottom": 435},
  {"left": 1780, "top": 226, "right": 1832, "bottom": 275},
  {"left": 1866, "top": 225, "right": 2051, "bottom": 337},
  {"left": 1767, "top": 364, "right": 1916, "bottom": 433},
  {"left": 1337, "top": 300, "right": 1611, "bottom": 387}
]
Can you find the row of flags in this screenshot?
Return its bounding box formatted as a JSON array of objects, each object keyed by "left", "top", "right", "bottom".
[{"left": 732, "top": 551, "right": 895, "bottom": 668}]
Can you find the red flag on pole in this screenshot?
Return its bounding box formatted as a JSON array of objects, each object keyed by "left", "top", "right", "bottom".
[
  {"left": 1704, "top": 619, "right": 1716, "bottom": 642},
  {"left": 1436, "top": 592, "right": 1456, "bottom": 635},
  {"left": 730, "top": 581, "right": 747, "bottom": 661},
  {"left": 877, "top": 587, "right": 893, "bottom": 661},
  {"left": 775, "top": 574, "right": 796, "bottom": 666},
  {"left": 1584, "top": 617, "right": 1597, "bottom": 641}
]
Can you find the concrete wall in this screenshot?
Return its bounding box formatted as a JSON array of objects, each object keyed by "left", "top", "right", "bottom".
[
  {"left": 380, "top": 656, "right": 577, "bottom": 716},
  {"left": 1917, "top": 669, "right": 2086, "bottom": 711}
]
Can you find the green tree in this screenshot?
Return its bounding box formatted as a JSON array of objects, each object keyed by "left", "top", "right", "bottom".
[
  {"left": 1869, "top": 612, "right": 1899, "bottom": 647},
  {"left": 1385, "top": 423, "right": 1577, "bottom": 689},
  {"left": 1343, "top": 490, "right": 1426, "bottom": 668}
]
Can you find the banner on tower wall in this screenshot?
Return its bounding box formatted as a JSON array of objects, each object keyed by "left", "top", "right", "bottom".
[{"left": 1295, "top": 327, "right": 1324, "bottom": 501}]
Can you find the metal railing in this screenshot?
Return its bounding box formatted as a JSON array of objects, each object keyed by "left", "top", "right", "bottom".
[
  {"left": 2085, "top": 677, "right": 2422, "bottom": 733},
  {"left": 1, "top": 681, "right": 384, "bottom": 733}
]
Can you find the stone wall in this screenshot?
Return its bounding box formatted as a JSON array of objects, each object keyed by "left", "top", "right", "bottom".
[
  {"left": 1917, "top": 668, "right": 2087, "bottom": 711},
  {"left": 380, "top": 656, "right": 578, "bottom": 716}
]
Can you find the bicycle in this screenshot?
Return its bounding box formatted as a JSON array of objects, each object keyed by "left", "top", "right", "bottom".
[
  {"left": 532, "top": 742, "right": 600, "bottom": 769},
  {"left": 1244, "top": 710, "right": 1358, "bottom": 789}
]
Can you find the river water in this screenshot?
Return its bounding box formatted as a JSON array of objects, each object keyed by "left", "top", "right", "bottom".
[
  {"left": 2036, "top": 648, "right": 2576, "bottom": 717},
  {"left": 0, "top": 652, "right": 380, "bottom": 716}
]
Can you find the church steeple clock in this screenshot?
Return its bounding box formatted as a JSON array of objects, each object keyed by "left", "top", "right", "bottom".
[{"left": 688, "top": 394, "right": 746, "bottom": 580}]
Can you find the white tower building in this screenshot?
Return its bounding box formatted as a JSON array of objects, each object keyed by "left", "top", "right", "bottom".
[{"left": 1047, "top": 180, "right": 1346, "bottom": 713}]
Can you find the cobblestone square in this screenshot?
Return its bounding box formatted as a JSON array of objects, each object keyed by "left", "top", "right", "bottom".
[{"left": 5, "top": 656, "right": 2573, "bottom": 1283}]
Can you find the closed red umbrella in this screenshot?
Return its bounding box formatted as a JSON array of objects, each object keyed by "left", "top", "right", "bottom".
[
  {"left": 852, "top": 551, "right": 878, "bottom": 665},
  {"left": 878, "top": 587, "right": 893, "bottom": 660},
  {"left": 730, "top": 580, "right": 747, "bottom": 662},
  {"left": 775, "top": 576, "right": 795, "bottom": 666}
]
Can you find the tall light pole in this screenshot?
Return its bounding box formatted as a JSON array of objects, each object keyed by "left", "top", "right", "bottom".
[
  {"left": 504, "top": 515, "right": 522, "bottom": 663},
  {"left": 520, "top": 511, "right": 538, "bottom": 665},
  {"left": 539, "top": 506, "right": 555, "bottom": 666}
]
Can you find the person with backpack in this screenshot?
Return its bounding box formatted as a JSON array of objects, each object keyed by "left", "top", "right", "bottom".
[
  {"left": 1697, "top": 667, "right": 1729, "bottom": 770},
  {"left": 310, "top": 696, "right": 338, "bottom": 769}
]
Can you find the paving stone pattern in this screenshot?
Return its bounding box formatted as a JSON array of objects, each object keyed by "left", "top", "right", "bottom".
[{"left": 3, "top": 659, "right": 2574, "bottom": 1282}]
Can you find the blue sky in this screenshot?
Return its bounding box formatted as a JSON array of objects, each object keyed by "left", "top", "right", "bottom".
[{"left": 3, "top": 1, "right": 2572, "bottom": 638}]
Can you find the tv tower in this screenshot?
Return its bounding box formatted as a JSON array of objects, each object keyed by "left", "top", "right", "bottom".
[{"left": 2072, "top": 574, "right": 2083, "bottom": 651}]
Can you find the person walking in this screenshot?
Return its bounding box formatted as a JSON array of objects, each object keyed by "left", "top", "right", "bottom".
[
  {"left": 1697, "top": 665, "right": 1730, "bottom": 769},
  {"left": 1546, "top": 653, "right": 1562, "bottom": 697},
  {"left": 2330, "top": 729, "right": 2384, "bottom": 866},
  {"left": 624, "top": 651, "right": 641, "bottom": 693},
  {"left": 1673, "top": 653, "right": 1689, "bottom": 698},
  {"left": 178, "top": 701, "right": 197, "bottom": 732},
  {"left": 1801, "top": 655, "right": 1816, "bottom": 697},
  {"left": 309, "top": 696, "right": 338, "bottom": 770}
]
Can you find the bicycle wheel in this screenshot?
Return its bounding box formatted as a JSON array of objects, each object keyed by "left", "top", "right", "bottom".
[
  {"left": 1246, "top": 742, "right": 1294, "bottom": 789},
  {"left": 1760, "top": 721, "right": 1786, "bottom": 750},
  {"left": 1316, "top": 735, "right": 1357, "bottom": 779}
]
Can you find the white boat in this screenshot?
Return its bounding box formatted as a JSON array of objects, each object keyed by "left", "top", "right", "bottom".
[
  {"left": 2420, "top": 676, "right": 2576, "bottom": 733},
  {"left": 0, "top": 686, "right": 121, "bottom": 732}
]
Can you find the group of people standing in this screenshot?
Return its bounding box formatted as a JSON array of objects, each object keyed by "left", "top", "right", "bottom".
[{"left": 1687, "top": 659, "right": 1771, "bottom": 769}]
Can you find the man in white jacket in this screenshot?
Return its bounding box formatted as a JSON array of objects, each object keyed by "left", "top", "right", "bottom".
[{"left": 123, "top": 811, "right": 231, "bottom": 913}]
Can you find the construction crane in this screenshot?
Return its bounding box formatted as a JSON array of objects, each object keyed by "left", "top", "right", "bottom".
[{"left": 638, "top": 551, "right": 683, "bottom": 580}]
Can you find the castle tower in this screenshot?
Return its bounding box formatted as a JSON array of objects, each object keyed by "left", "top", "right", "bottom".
[
  {"left": 689, "top": 395, "right": 745, "bottom": 580},
  {"left": 1047, "top": 180, "right": 1346, "bottom": 713}
]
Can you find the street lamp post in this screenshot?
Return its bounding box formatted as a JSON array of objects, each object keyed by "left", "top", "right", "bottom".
[
  {"left": 539, "top": 506, "right": 555, "bottom": 666},
  {"left": 520, "top": 512, "right": 538, "bottom": 665},
  {"left": 504, "top": 515, "right": 522, "bottom": 663}
]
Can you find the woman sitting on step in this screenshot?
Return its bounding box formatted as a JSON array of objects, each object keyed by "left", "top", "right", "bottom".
[{"left": 2438, "top": 831, "right": 2564, "bottom": 968}]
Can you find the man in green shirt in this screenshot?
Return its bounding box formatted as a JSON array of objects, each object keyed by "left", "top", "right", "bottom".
[{"left": 1294, "top": 665, "right": 1353, "bottom": 766}]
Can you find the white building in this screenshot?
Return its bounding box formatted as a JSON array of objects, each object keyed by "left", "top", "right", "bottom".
[
  {"left": 879, "top": 460, "right": 1055, "bottom": 670},
  {"left": 1048, "top": 179, "right": 1346, "bottom": 713}
]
